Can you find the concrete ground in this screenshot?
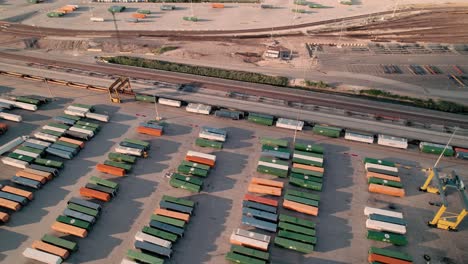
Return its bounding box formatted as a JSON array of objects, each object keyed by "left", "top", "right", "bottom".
[
  {"left": 0, "top": 77, "right": 467, "bottom": 264},
  {"left": 1, "top": 0, "right": 467, "bottom": 30}
]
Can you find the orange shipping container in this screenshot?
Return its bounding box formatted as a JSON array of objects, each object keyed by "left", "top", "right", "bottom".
[
  {"left": 15, "top": 171, "right": 47, "bottom": 184},
  {"left": 59, "top": 137, "right": 84, "bottom": 148},
  {"left": 251, "top": 177, "right": 284, "bottom": 188},
  {"left": 229, "top": 237, "right": 265, "bottom": 251},
  {"left": 293, "top": 163, "right": 324, "bottom": 173},
  {"left": 0, "top": 212, "right": 10, "bottom": 222},
  {"left": 366, "top": 171, "right": 401, "bottom": 182},
  {"left": 212, "top": 3, "right": 225, "bottom": 8},
  {"left": 244, "top": 193, "right": 278, "bottom": 207},
  {"left": 1, "top": 185, "right": 34, "bottom": 200},
  {"left": 368, "top": 183, "right": 405, "bottom": 197},
  {"left": 79, "top": 187, "right": 110, "bottom": 202},
  {"left": 248, "top": 183, "right": 282, "bottom": 196},
  {"left": 17, "top": 170, "right": 52, "bottom": 181},
  {"left": 0, "top": 197, "right": 21, "bottom": 211},
  {"left": 185, "top": 155, "right": 215, "bottom": 167},
  {"left": 154, "top": 208, "right": 190, "bottom": 222},
  {"left": 60, "top": 6, "right": 75, "bottom": 11},
  {"left": 96, "top": 163, "right": 125, "bottom": 177},
  {"left": 368, "top": 253, "right": 412, "bottom": 264},
  {"left": 283, "top": 199, "right": 318, "bottom": 216},
  {"left": 32, "top": 240, "right": 70, "bottom": 259},
  {"left": 51, "top": 221, "right": 87, "bottom": 238},
  {"left": 137, "top": 126, "right": 162, "bottom": 137},
  {"left": 57, "top": 9, "right": 72, "bottom": 13},
  {"left": 132, "top": 13, "right": 146, "bottom": 19}
]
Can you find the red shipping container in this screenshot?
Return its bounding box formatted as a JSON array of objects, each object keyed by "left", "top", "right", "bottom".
[
  {"left": 137, "top": 126, "right": 162, "bottom": 136},
  {"left": 185, "top": 155, "right": 215, "bottom": 167},
  {"left": 96, "top": 163, "right": 125, "bottom": 177}
]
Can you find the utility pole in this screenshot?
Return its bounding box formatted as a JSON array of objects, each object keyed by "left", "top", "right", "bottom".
[
  {"left": 154, "top": 95, "right": 161, "bottom": 121},
  {"left": 110, "top": 11, "right": 123, "bottom": 52},
  {"left": 392, "top": 0, "right": 400, "bottom": 18}
]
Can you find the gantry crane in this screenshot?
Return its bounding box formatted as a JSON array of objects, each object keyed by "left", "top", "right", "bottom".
[{"left": 108, "top": 77, "right": 133, "bottom": 103}]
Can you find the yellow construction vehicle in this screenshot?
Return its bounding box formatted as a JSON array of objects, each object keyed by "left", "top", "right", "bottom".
[
  {"left": 108, "top": 77, "right": 133, "bottom": 103},
  {"left": 420, "top": 168, "right": 442, "bottom": 194},
  {"left": 426, "top": 169, "right": 467, "bottom": 231}
]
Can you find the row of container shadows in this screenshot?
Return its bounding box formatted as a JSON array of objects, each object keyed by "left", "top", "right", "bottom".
[
  {"left": 22, "top": 137, "right": 149, "bottom": 263},
  {"left": 123, "top": 195, "right": 197, "bottom": 264},
  {"left": 0, "top": 104, "right": 108, "bottom": 223}
]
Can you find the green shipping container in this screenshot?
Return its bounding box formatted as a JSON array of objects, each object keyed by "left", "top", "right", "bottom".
[
  {"left": 135, "top": 94, "right": 156, "bottom": 103},
  {"left": 67, "top": 203, "right": 99, "bottom": 217},
  {"left": 57, "top": 215, "right": 91, "bottom": 230},
  {"left": 247, "top": 112, "right": 274, "bottom": 126},
  {"left": 89, "top": 176, "right": 119, "bottom": 190},
  {"left": 18, "top": 146, "right": 43, "bottom": 154},
  {"left": 257, "top": 165, "right": 288, "bottom": 178},
  {"left": 74, "top": 125, "right": 98, "bottom": 133},
  {"left": 137, "top": 9, "right": 151, "bottom": 14},
  {"left": 274, "top": 237, "right": 314, "bottom": 253},
  {"left": 48, "top": 123, "right": 70, "bottom": 130},
  {"left": 230, "top": 245, "right": 269, "bottom": 260},
  {"left": 278, "top": 214, "right": 315, "bottom": 229},
  {"left": 195, "top": 138, "right": 223, "bottom": 149},
  {"left": 368, "top": 247, "right": 413, "bottom": 262},
  {"left": 284, "top": 194, "right": 319, "bottom": 207},
  {"left": 104, "top": 160, "right": 132, "bottom": 172},
  {"left": 108, "top": 152, "right": 136, "bottom": 164},
  {"left": 366, "top": 230, "right": 407, "bottom": 246},
  {"left": 55, "top": 141, "right": 80, "bottom": 151},
  {"left": 72, "top": 103, "right": 93, "bottom": 110},
  {"left": 290, "top": 172, "right": 322, "bottom": 183},
  {"left": 225, "top": 252, "right": 266, "bottom": 264},
  {"left": 41, "top": 234, "right": 78, "bottom": 252},
  {"left": 180, "top": 160, "right": 210, "bottom": 171},
  {"left": 124, "top": 138, "right": 150, "bottom": 149},
  {"left": 177, "top": 165, "right": 208, "bottom": 177},
  {"left": 41, "top": 129, "right": 63, "bottom": 137},
  {"left": 292, "top": 157, "right": 322, "bottom": 167},
  {"left": 61, "top": 114, "right": 81, "bottom": 121},
  {"left": 261, "top": 145, "right": 291, "bottom": 154},
  {"left": 285, "top": 189, "right": 320, "bottom": 201},
  {"left": 278, "top": 221, "right": 316, "bottom": 236},
  {"left": 291, "top": 167, "right": 323, "bottom": 178},
  {"left": 127, "top": 249, "right": 164, "bottom": 264},
  {"left": 172, "top": 173, "right": 204, "bottom": 186},
  {"left": 294, "top": 143, "right": 324, "bottom": 154},
  {"left": 16, "top": 96, "right": 40, "bottom": 105},
  {"left": 312, "top": 125, "right": 342, "bottom": 138},
  {"left": 368, "top": 177, "right": 402, "bottom": 188},
  {"left": 169, "top": 178, "right": 201, "bottom": 193},
  {"left": 151, "top": 214, "right": 185, "bottom": 228},
  {"left": 34, "top": 158, "right": 63, "bottom": 168},
  {"left": 288, "top": 177, "right": 322, "bottom": 191},
  {"left": 259, "top": 156, "right": 289, "bottom": 166},
  {"left": 162, "top": 195, "right": 195, "bottom": 208},
  {"left": 76, "top": 120, "right": 100, "bottom": 129},
  {"left": 363, "top": 157, "right": 395, "bottom": 167},
  {"left": 278, "top": 230, "right": 316, "bottom": 244},
  {"left": 183, "top": 16, "right": 198, "bottom": 22},
  {"left": 142, "top": 226, "right": 178, "bottom": 242},
  {"left": 419, "top": 142, "right": 454, "bottom": 156},
  {"left": 8, "top": 152, "right": 34, "bottom": 163},
  {"left": 260, "top": 137, "right": 288, "bottom": 148}
]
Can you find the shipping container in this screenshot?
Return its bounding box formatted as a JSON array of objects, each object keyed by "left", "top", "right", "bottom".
[
  {"left": 8, "top": 152, "right": 34, "bottom": 163},
  {"left": 230, "top": 245, "right": 269, "bottom": 261},
  {"left": 22, "top": 248, "right": 62, "bottom": 264},
  {"left": 186, "top": 103, "right": 211, "bottom": 114},
  {"left": 185, "top": 156, "right": 215, "bottom": 167},
  {"left": 43, "top": 125, "right": 67, "bottom": 133},
  {"left": 368, "top": 177, "right": 402, "bottom": 188},
  {"left": 363, "top": 157, "right": 395, "bottom": 167},
  {"left": 260, "top": 137, "right": 288, "bottom": 147},
  {"left": 28, "top": 164, "right": 59, "bottom": 176},
  {"left": 115, "top": 145, "right": 143, "bottom": 157},
  {"left": 69, "top": 126, "right": 94, "bottom": 137},
  {"left": 96, "top": 163, "right": 125, "bottom": 177},
  {"left": 65, "top": 130, "right": 89, "bottom": 141},
  {"left": 283, "top": 200, "right": 318, "bottom": 216},
  {"left": 172, "top": 173, "right": 203, "bottom": 187},
  {"left": 41, "top": 234, "right": 78, "bottom": 252},
  {"left": 149, "top": 220, "right": 184, "bottom": 237},
  {"left": 63, "top": 208, "right": 96, "bottom": 224},
  {"left": 160, "top": 5, "right": 175, "bottom": 10},
  {"left": 85, "top": 112, "right": 109, "bottom": 122},
  {"left": 276, "top": 118, "right": 304, "bottom": 131},
  {"left": 344, "top": 130, "right": 374, "bottom": 144},
  {"left": 11, "top": 175, "right": 41, "bottom": 189},
  {"left": 0, "top": 197, "right": 21, "bottom": 211},
  {"left": 284, "top": 194, "right": 318, "bottom": 207},
  {"left": 277, "top": 230, "right": 316, "bottom": 244},
  {"left": 142, "top": 226, "right": 178, "bottom": 243},
  {"left": 377, "top": 134, "right": 408, "bottom": 149},
  {"left": 274, "top": 236, "right": 314, "bottom": 253},
  {"left": 23, "top": 141, "right": 47, "bottom": 151},
  {"left": 169, "top": 177, "right": 201, "bottom": 193},
  {"left": 365, "top": 163, "right": 398, "bottom": 175},
  {"left": 368, "top": 253, "right": 413, "bottom": 264},
  {"left": 90, "top": 17, "right": 105, "bottom": 22},
  {"left": 51, "top": 221, "right": 87, "bottom": 238},
  {"left": 366, "top": 219, "right": 406, "bottom": 234},
  {"left": 368, "top": 247, "right": 413, "bottom": 262},
  {"left": 366, "top": 171, "right": 400, "bottom": 182},
  {"left": 55, "top": 140, "right": 80, "bottom": 151},
  {"left": 159, "top": 200, "right": 193, "bottom": 215},
  {"left": 2, "top": 157, "right": 28, "bottom": 169},
  {"left": 34, "top": 132, "right": 58, "bottom": 142},
  {"left": 368, "top": 184, "right": 405, "bottom": 197},
  {"left": 50, "top": 143, "right": 78, "bottom": 155},
  {"left": 244, "top": 193, "right": 278, "bottom": 207},
  {"left": 89, "top": 176, "right": 119, "bottom": 190},
  {"left": 1, "top": 185, "right": 33, "bottom": 200},
  {"left": 13, "top": 149, "right": 40, "bottom": 159},
  {"left": 0, "top": 112, "right": 22, "bottom": 122},
  {"left": 134, "top": 240, "right": 172, "bottom": 258},
  {"left": 247, "top": 112, "right": 274, "bottom": 126},
  {"left": 16, "top": 170, "right": 48, "bottom": 183},
  {"left": 45, "top": 147, "right": 73, "bottom": 159},
  {"left": 65, "top": 108, "right": 87, "bottom": 117},
  {"left": 364, "top": 206, "right": 403, "bottom": 218},
  {"left": 126, "top": 249, "right": 164, "bottom": 264},
  {"left": 151, "top": 214, "right": 185, "bottom": 228},
  {"left": 214, "top": 109, "right": 242, "bottom": 120},
  {"left": 278, "top": 221, "right": 315, "bottom": 236},
  {"left": 366, "top": 230, "right": 407, "bottom": 246},
  {"left": 0, "top": 212, "right": 9, "bottom": 222},
  {"left": 225, "top": 252, "right": 266, "bottom": 264},
  {"left": 242, "top": 207, "right": 278, "bottom": 222},
  {"left": 69, "top": 197, "right": 101, "bottom": 211},
  {"left": 108, "top": 152, "right": 136, "bottom": 164},
  {"left": 26, "top": 138, "right": 52, "bottom": 148},
  {"left": 288, "top": 177, "right": 322, "bottom": 191},
  {"left": 53, "top": 116, "right": 76, "bottom": 125},
  {"left": 177, "top": 165, "right": 208, "bottom": 177},
  {"left": 195, "top": 138, "right": 223, "bottom": 149},
  {"left": 212, "top": 3, "right": 225, "bottom": 8},
  {"left": 85, "top": 183, "right": 117, "bottom": 197},
  {"left": 257, "top": 165, "right": 288, "bottom": 177},
  {"left": 137, "top": 126, "right": 163, "bottom": 137},
  {"left": 183, "top": 16, "right": 199, "bottom": 22},
  {"left": 132, "top": 13, "right": 146, "bottom": 19},
  {"left": 135, "top": 231, "right": 172, "bottom": 249},
  {"left": 104, "top": 160, "right": 132, "bottom": 172},
  {"left": 137, "top": 9, "right": 151, "bottom": 14},
  {"left": 243, "top": 200, "right": 277, "bottom": 214},
  {"left": 290, "top": 172, "right": 322, "bottom": 183},
  {"left": 257, "top": 160, "right": 289, "bottom": 171},
  {"left": 79, "top": 187, "right": 111, "bottom": 202},
  {"left": 57, "top": 215, "right": 91, "bottom": 230},
  {"left": 294, "top": 142, "right": 323, "bottom": 154},
  {"left": 369, "top": 213, "right": 406, "bottom": 226},
  {"left": 162, "top": 195, "right": 195, "bottom": 208},
  {"left": 0, "top": 98, "right": 37, "bottom": 111},
  {"left": 67, "top": 203, "right": 99, "bottom": 217},
  {"left": 199, "top": 131, "right": 226, "bottom": 142},
  {"left": 248, "top": 183, "right": 282, "bottom": 196},
  {"left": 0, "top": 136, "right": 27, "bottom": 155},
  {"left": 290, "top": 167, "right": 323, "bottom": 178},
  {"left": 0, "top": 191, "right": 29, "bottom": 205},
  {"left": 419, "top": 142, "right": 454, "bottom": 156},
  {"left": 312, "top": 125, "right": 342, "bottom": 138}
]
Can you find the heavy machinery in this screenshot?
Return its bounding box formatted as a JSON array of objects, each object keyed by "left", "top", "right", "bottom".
[
  {"left": 424, "top": 169, "right": 468, "bottom": 231},
  {"left": 108, "top": 77, "right": 133, "bottom": 103}
]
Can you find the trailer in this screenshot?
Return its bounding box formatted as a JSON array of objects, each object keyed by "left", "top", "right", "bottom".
[
  {"left": 377, "top": 134, "right": 408, "bottom": 149},
  {"left": 345, "top": 130, "right": 374, "bottom": 144}
]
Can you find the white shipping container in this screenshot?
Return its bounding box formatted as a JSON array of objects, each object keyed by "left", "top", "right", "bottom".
[
  {"left": 43, "top": 125, "right": 67, "bottom": 133},
  {"left": 186, "top": 150, "right": 216, "bottom": 161},
  {"left": 22, "top": 247, "right": 62, "bottom": 264},
  {"left": 235, "top": 228, "right": 271, "bottom": 243},
  {"left": 377, "top": 134, "right": 408, "bottom": 149},
  {"left": 115, "top": 145, "right": 143, "bottom": 156},
  {"left": 292, "top": 153, "right": 323, "bottom": 163},
  {"left": 158, "top": 98, "right": 182, "bottom": 107},
  {"left": 0, "top": 136, "right": 27, "bottom": 155},
  {"left": 0, "top": 98, "right": 37, "bottom": 111},
  {"left": 135, "top": 231, "right": 172, "bottom": 249},
  {"left": 366, "top": 219, "right": 406, "bottom": 234},
  {"left": 13, "top": 149, "right": 40, "bottom": 159},
  {"left": 26, "top": 138, "right": 52, "bottom": 147},
  {"left": 121, "top": 259, "right": 139, "bottom": 264},
  {"left": 365, "top": 163, "right": 398, "bottom": 173},
  {"left": 275, "top": 118, "right": 304, "bottom": 131},
  {"left": 257, "top": 161, "right": 289, "bottom": 171},
  {"left": 0, "top": 112, "right": 22, "bottom": 122},
  {"left": 230, "top": 234, "right": 269, "bottom": 251},
  {"left": 186, "top": 103, "right": 212, "bottom": 115},
  {"left": 64, "top": 109, "right": 87, "bottom": 117},
  {"left": 345, "top": 131, "right": 374, "bottom": 144},
  {"left": 90, "top": 17, "right": 105, "bottom": 22},
  {"left": 67, "top": 105, "right": 90, "bottom": 113},
  {"left": 34, "top": 132, "right": 58, "bottom": 142},
  {"left": 2, "top": 157, "right": 28, "bottom": 169},
  {"left": 199, "top": 131, "right": 226, "bottom": 142},
  {"left": 364, "top": 206, "right": 403, "bottom": 218},
  {"left": 69, "top": 127, "right": 94, "bottom": 137},
  {"left": 85, "top": 112, "right": 109, "bottom": 122}
]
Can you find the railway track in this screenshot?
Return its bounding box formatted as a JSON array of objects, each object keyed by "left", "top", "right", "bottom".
[{"left": 0, "top": 51, "right": 467, "bottom": 129}]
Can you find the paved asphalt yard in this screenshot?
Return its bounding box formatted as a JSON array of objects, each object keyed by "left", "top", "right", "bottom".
[{"left": 0, "top": 77, "right": 467, "bottom": 264}]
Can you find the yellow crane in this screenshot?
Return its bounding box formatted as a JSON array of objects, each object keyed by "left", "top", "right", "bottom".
[{"left": 108, "top": 77, "right": 133, "bottom": 103}]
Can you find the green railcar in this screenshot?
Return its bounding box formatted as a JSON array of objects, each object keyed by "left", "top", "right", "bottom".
[
  {"left": 419, "top": 142, "right": 454, "bottom": 156},
  {"left": 312, "top": 125, "right": 342, "bottom": 138},
  {"left": 135, "top": 93, "right": 156, "bottom": 103},
  {"left": 247, "top": 112, "right": 274, "bottom": 126}
]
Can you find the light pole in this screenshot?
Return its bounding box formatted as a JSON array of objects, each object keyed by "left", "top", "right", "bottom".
[
  {"left": 154, "top": 95, "right": 161, "bottom": 121},
  {"left": 109, "top": 11, "right": 123, "bottom": 52}
]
